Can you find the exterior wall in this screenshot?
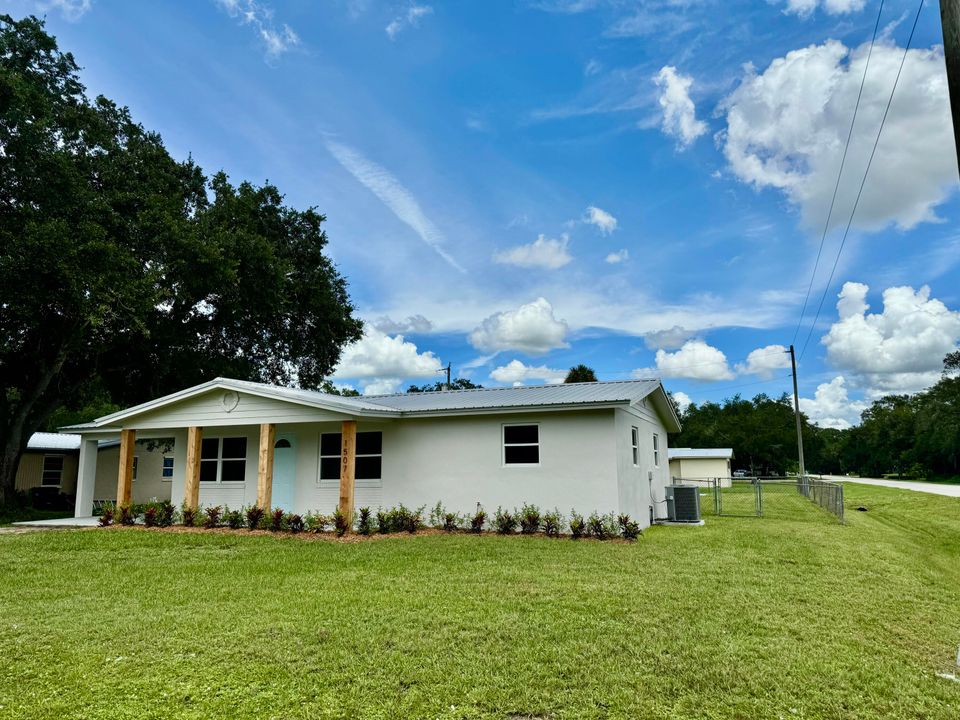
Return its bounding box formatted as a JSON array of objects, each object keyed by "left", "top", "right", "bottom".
[
  {"left": 668, "top": 457, "right": 732, "bottom": 485},
  {"left": 94, "top": 442, "right": 174, "bottom": 504},
  {"left": 15, "top": 451, "right": 79, "bottom": 494},
  {"left": 614, "top": 405, "right": 671, "bottom": 526}
]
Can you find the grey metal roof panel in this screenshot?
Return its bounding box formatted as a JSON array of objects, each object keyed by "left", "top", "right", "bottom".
[
  {"left": 217, "top": 378, "right": 401, "bottom": 414},
  {"left": 26, "top": 432, "right": 82, "bottom": 451},
  {"left": 668, "top": 448, "right": 734, "bottom": 460}
]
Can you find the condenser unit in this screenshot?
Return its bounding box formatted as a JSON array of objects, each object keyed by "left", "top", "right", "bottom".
[{"left": 665, "top": 484, "right": 701, "bottom": 523}]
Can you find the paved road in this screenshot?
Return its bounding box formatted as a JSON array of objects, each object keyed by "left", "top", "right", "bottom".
[{"left": 819, "top": 475, "right": 960, "bottom": 498}]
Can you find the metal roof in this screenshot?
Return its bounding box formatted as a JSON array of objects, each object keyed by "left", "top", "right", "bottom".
[
  {"left": 27, "top": 432, "right": 81, "bottom": 451},
  {"left": 668, "top": 448, "right": 734, "bottom": 460}
]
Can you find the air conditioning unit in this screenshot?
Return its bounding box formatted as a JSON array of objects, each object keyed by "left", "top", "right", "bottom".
[{"left": 665, "top": 484, "right": 701, "bottom": 523}]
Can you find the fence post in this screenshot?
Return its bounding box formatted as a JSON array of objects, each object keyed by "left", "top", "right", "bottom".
[{"left": 756, "top": 477, "right": 763, "bottom": 517}]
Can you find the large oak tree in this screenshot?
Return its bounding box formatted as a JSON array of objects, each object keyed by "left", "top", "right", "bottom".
[{"left": 0, "top": 16, "right": 362, "bottom": 505}]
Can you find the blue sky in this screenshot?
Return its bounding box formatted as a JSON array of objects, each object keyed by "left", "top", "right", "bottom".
[{"left": 8, "top": 0, "right": 960, "bottom": 427}]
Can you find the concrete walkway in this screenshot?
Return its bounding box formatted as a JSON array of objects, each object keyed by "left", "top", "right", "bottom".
[
  {"left": 11, "top": 516, "right": 101, "bottom": 529},
  {"left": 820, "top": 475, "right": 960, "bottom": 498}
]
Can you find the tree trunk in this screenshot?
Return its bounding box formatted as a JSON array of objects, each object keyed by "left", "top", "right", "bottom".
[{"left": 0, "top": 445, "right": 24, "bottom": 507}]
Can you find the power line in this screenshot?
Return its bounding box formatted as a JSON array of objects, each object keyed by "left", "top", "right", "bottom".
[
  {"left": 798, "top": 0, "right": 926, "bottom": 362},
  {"left": 791, "top": 0, "right": 886, "bottom": 347}
]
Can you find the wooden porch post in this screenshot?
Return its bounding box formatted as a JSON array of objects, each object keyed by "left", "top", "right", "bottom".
[
  {"left": 257, "top": 423, "right": 276, "bottom": 509},
  {"left": 183, "top": 426, "right": 203, "bottom": 511},
  {"left": 339, "top": 420, "right": 357, "bottom": 523},
  {"left": 116, "top": 429, "right": 136, "bottom": 507}
]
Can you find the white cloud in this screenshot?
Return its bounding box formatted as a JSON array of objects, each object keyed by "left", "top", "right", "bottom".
[
  {"left": 584, "top": 206, "right": 618, "bottom": 234},
  {"left": 779, "top": 0, "right": 865, "bottom": 18},
  {"left": 216, "top": 0, "right": 300, "bottom": 59},
  {"left": 799, "top": 376, "right": 868, "bottom": 429},
  {"left": 673, "top": 391, "right": 692, "bottom": 414},
  {"left": 361, "top": 377, "right": 403, "bottom": 395},
  {"left": 40, "top": 0, "right": 91, "bottom": 20},
  {"left": 469, "top": 298, "right": 570, "bottom": 355},
  {"left": 325, "top": 139, "right": 465, "bottom": 272},
  {"left": 494, "top": 234, "right": 572, "bottom": 270},
  {"left": 371, "top": 314, "right": 433, "bottom": 335},
  {"left": 821, "top": 282, "right": 960, "bottom": 397},
  {"left": 653, "top": 339, "right": 735, "bottom": 381},
  {"left": 584, "top": 59, "right": 603, "bottom": 77},
  {"left": 332, "top": 327, "right": 442, "bottom": 380},
  {"left": 736, "top": 344, "right": 791, "bottom": 379},
  {"left": 643, "top": 325, "right": 694, "bottom": 350},
  {"left": 605, "top": 249, "right": 629, "bottom": 264},
  {"left": 720, "top": 40, "right": 958, "bottom": 231},
  {"left": 490, "top": 359, "right": 566, "bottom": 386},
  {"left": 654, "top": 66, "right": 707, "bottom": 149},
  {"left": 386, "top": 5, "right": 433, "bottom": 39}
]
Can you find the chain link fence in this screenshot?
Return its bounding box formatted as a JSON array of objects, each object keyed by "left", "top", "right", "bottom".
[{"left": 676, "top": 476, "right": 844, "bottom": 523}]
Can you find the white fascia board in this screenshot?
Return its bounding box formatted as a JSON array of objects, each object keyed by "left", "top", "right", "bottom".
[{"left": 393, "top": 401, "right": 629, "bottom": 418}]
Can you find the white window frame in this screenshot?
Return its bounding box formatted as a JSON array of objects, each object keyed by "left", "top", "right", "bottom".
[
  {"left": 653, "top": 433, "right": 660, "bottom": 468},
  {"left": 631, "top": 426, "right": 640, "bottom": 467},
  {"left": 161, "top": 455, "right": 174, "bottom": 481},
  {"left": 502, "top": 423, "right": 540, "bottom": 467},
  {"left": 199, "top": 436, "right": 248, "bottom": 484},
  {"left": 41, "top": 454, "right": 64, "bottom": 487},
  {"left": 318, "top": 431, "right": 383, "bottom": 489}
]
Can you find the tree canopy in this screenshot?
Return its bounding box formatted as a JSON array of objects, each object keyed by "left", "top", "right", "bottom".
[
  {"left": 0, "top": 16, "right": 362, "bottom": 504},
  {"left": 564, "top": 365, "right": 598, "bottom": 383},
  {"left": 407, "top": 378, "right": 482, "bottom": 393}
]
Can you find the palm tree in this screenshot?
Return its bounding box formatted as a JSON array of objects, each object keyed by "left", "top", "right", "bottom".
[{"left": 564, "top": 364, "right": 598, "bottom": 383}]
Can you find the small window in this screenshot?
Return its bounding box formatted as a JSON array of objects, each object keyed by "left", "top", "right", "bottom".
[
  {"left": 631, "top": 427, "right": 640, "bottom": 467},
  {"left": 161, "top": 456, "right": 174, "bottom": 480},
  {"left": 41, "top": 455, "right": 64, "bottom": 486},
  {"left": 132, "top": 456, "right": 139, "bottom": 481},
  {"left": 503, "top": 424, "right": 539, "bottom": 465},
  {"left": 653, "top": 433, "right": 660, "bottom": 467},
  {"left": 199, "top": 437, "right": 247, "bottom": 483},
  {"left": 319, "top": 432, "right": 382, "bottom": 481}
]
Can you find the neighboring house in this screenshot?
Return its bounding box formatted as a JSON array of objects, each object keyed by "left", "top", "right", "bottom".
[
  {"left": 15, "top": 433, "right": 81, "bottom": 495},
  {"left": 64, "top": 377, "right": 681, "bottom": 529},
  {"left": 668, "top": 448, "right": 734, "bottom": 487}
]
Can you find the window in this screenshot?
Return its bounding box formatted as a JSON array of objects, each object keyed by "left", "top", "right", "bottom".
[
  {"left": 41, "top": 455, "right": 64, "bottom": 486},
  {"left": 653, "top": 433, "right": 660, "bottom": 467},
  {"left": 199, "top": 437, "right": 247, "bottom": 482},
  {"left": 132, "top": 456, "right": 139, "bottom": 481},
  {"left": 631, "top": 427, "right": 640, "bottom": 466},
  {"left": 319, "top": 432, "right": 383, "bottom": 483},
  {"left": 161, "top": 456, "right": 174, "bottom": 480},
  {"left": 503, "top": 424, "right": 539, "bottom": 465}
]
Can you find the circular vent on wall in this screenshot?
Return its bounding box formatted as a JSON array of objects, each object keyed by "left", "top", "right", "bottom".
[{"left": 221, "top": 390, "right": 240, "bottom": 413}]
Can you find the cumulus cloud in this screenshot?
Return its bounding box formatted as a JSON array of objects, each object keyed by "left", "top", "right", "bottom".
[
  {"left": 605, "top": 249, "right": 629, "bottom": 264},
  {"left": 386, "top": 4, "right": 433, "bottom": 39},
  {"left": 780, "top": 0, "right": 865, "bottom": 18},
  {"left": 469, "top": 298, "right": 569, "bottom": 355},
  {"left": 799, "top": 376, "right": 868, "bottom": 429},
  {"left": 720, "top": 40, "right": 958, "bottom": 231},
  {"left": 736, "top": 344, "right": 791, "bottom": 379},
  {"left": 371, "top": 314, "right": 433, "bottom": 335},
  {"left": 493, "top": 234, "right": 572, "bottom": 270},
  {"left": 490, "top": 359, "right": 566, "bottom": 386},
  {"left": 654, "top": 66, "right": 707, "bottom": 149},
  {"left": 361, "top": 377, "right": 404, "bottom": 395},
  {"left": 216, "top": 0, "right": 300, "bottom": 58},
  {"left": 584, "top": 206, "right": 618, "bottom": 234},
  {"left": 821, "top": 282, "right": 960, "bottom": 397},
  {"left": 652, "top": 339, "right": 735, "bottom": 381},
  {"left": 643, "top": 325, "right": 694, "bottom": 350},
  {"left": 673, "top": 391, "right": 692, "bottom": 414},
  {"left": 332, "top": 327, "right": 442, "bottom": 380}
]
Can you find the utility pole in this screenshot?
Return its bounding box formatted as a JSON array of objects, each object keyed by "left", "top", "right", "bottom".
[
  {"left": 789, "top": 345, "right": 807, "bottom": 480},
  {"left": 942, "top": 0, "right": 960, "bottom": 174},
  {"left": 440, "top": 362, "right": 451, "bottom": 391}
]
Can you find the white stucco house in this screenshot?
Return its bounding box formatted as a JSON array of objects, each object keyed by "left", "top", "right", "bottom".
[
  {"left": 668, "top": 448, "right": 734, "bottom": 487},
  {"left": 65, "top": 377, "right": 681, "bottom": 529}
]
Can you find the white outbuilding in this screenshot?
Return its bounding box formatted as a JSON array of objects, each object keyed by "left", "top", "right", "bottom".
[
  {"left": 668, "top": 447, "right": 735, "bottom": 486},
  {"left": 64, "top": 377, "right": 682, "bottom": 529}
]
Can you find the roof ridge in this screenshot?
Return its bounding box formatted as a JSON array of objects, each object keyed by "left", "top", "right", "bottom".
[{"left": 362, "top": 378, "right": 658, "bottom": 399}]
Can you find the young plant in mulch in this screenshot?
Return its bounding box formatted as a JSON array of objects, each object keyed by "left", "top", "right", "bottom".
[
  {"left": 357, "top": 507, "right": 373, "bottom": 536},
  {"left": 542, "top": 509, "right": 563, "bottom": 538},
  {"left": 286, "top": 513, "right": 305, "bottom": 534},
  {"left": 429, "top": 501, "right": 446, "bottom": 530},
  {"left": 305, "top": 512, "right": 328, "bottom": 534},
  {"left": 269, "top": 508, "right": 285, "bottom": 532},
  {"left": 586, "top": 512, "right": 618, "bottom": 540},
  {"left": 469, "top": 508, "right": 487, "bottom": 533},
  {"left": 442, "top": 512, "right": 460, "bottom": 532},
  {"left": 569, "top": 511, "right": 586, "bottom": 540},
  {"left": 143, "top": 505, "right": 159, "bottom": 527},
  {"left": 98, "top": 506, "right": 114, "bottom": 527},
  {"left": 203, "top": 506, "right": 223, "bottom": 529},
  {"left": 117, "top": 504, "right": 135, "bottom": 526},
  {"left": 493, "top": 507, "right": 518, "bottom": 535},
  {"left": 224, "top": 508, "right": 244, "bottom": 530},
  {"left": 618, "top": 514, "right": 641, "bottom": 541},
  {"left": 405, "top": 506, "right": 425, "bottom": 533},
  {"left": 333, "top": 507, "right": 350, "bottom": 537},
  {"left": 245, "top": 506, "right": 265, "bottom": 531},
  {"left": 157, "top": 501, "right": 175, "bottom": 527},
  {"left": 181, "top": 503, "right": 198, "bottom": 528},
  {"left": 375, "top": 509, "right": 390, "bottom": 534},
  {"left": 519, "top": 503, "right": 541, "bottom": 534}
]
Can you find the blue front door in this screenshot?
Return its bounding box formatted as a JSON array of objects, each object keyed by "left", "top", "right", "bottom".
[{"left": 272, "top": 436, "right": 296, "bottom": 511}]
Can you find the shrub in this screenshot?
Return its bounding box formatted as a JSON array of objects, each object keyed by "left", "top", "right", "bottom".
[
  {"left": 376, "top": 509, "right": 390, "bottom": 534},
  {"left": 270, "top": 508, "right": 285, "bottom": 532},
  {"left": 469, "top": 508, "right": 487, "bottom": 533},
  {"left": 493, "top": 507, "right": 518, "bottom": 535},
  {"left": 224, "top": 508, "right": 244, "bottom": 530},
  {"left": 587, "top": 512, "right": 618, "bottom": 540},
  {"left": 98, "top": 507, "right": 114, "bottom": 527},
  {"left": 143, "top": 505, "right": 159, "bottom": 527},
  {"left": 158, "top": 501, "right": 175, "bottom": 527},
  {"left": 181, "top": 503, "right": 198, "bottom": 528},
  {"left": 429, "top": 501, "right": 445, "bottom": 529},
  {"left": 519, "top": 503, "right": 541, "bottom": 534},
  {"left": 333, "top": 507, "right": 350, "bottom": 537},
  {"left": 442, "top": 512, "right": 460, "bottom": 532},
  {"left": 245, "top": 506, "right": 265, "bottom": 531},
  {"left": 305, "top": 512, "right": 328, "bottom": 534},
  {"left": 569, "top": 511, "right": 585, "bottom": 539},
  {"left": 204, "top": 506, "right": 222, "bottom": 529},
  {"left": 542, "top": 508, "right": 563, "bottom": 538},
  {"left": 286, "top": 513, "right": 304, "bottom": 534},
  {"left": 618, "top": 514, "right": 641, "bottom": 541},
  {"left": 117, "top": 504, "right": 135, "bottom": 526},
  {"left": 357, "top": 507, "right": 373, "bottom": 536}
]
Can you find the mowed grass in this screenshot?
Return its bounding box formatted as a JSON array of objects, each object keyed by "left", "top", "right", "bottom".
[{"left": 1, "top": 485, "right": 959, "bottom": 719}]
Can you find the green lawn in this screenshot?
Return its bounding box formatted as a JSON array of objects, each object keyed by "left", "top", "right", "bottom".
[{"left": 1, "top": 485, "right": 959, "bottom": 719}]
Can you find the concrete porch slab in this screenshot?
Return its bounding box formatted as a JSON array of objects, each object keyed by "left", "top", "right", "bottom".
[{"left": 12, "top": 516, "right": 101, "bottom": 528}]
